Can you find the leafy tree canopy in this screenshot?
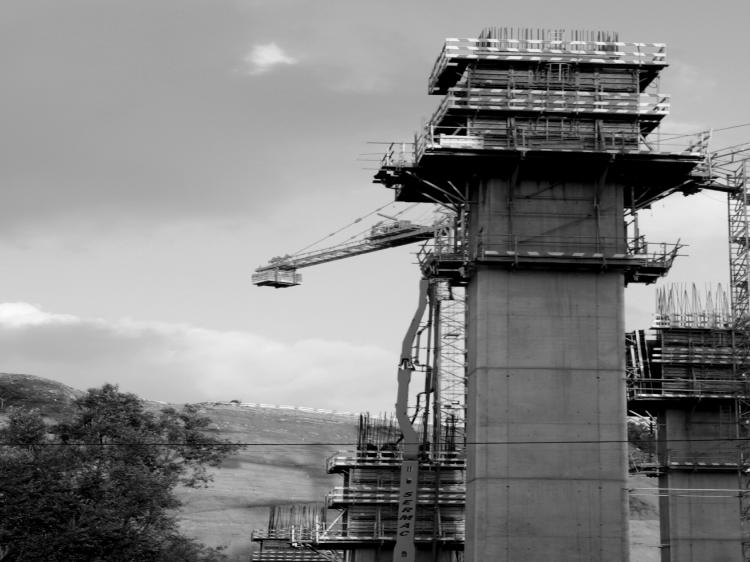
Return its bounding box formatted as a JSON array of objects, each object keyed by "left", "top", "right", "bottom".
[{"left": 0, "top": 384, "right": 241, "bottom": 561}]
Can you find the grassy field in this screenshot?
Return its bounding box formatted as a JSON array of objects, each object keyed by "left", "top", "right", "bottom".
[
  {"left": 1, "top": 373, "right": 660, "bottom": 561},
  {"left": 174, "top": 403, "right": 358, "bottom": 560}
]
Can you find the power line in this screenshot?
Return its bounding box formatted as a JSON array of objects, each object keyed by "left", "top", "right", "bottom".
[
  {"left": 714, "top": 122, "right": 750, "bottom": 133},
  {"left": 2, "top": 436, "right": 748, "bottom": 447},
  {"left": 654, "top": 121, "right": 750, "bottom": 142}
]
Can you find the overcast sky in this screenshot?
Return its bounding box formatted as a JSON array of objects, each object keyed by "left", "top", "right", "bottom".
[{"left": 1, "top": 0, "right": 748, "bottom": 412}]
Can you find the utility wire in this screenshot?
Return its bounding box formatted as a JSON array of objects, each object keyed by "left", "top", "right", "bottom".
[
  {"left": 3, "top": 436, "right": 750, "bottom": 447},
  {"left": 658, "top": 122, "right": 750, "bottom": 141},
  {"left": 713, "top": 122, "right": 750, "bottom": 133}
]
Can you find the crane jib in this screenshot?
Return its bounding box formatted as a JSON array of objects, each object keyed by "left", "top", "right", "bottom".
[{"left": 251, "top": 222, "right": 436, "bottom": 288}]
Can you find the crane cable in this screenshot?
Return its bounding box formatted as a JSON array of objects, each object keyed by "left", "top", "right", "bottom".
[
  {"left": 291, "top": 201, "right": 395, "bottom": 256},
  {"left": 334, "top": 202, "right": 422, "bottom": 247},
  {"left": 291, "top": 202, "right": 422, "bottom": 256}
]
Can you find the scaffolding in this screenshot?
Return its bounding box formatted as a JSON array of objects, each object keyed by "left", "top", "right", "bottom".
[
  {"left": 432, "top": 282, "right": 466, "bottom": 452},
  {"left": 320, "top": 414, "right": 465, "bottom": 555},
  {"left": 250, "top": 504, "right": 341, "bottom": 562},
  {"left": 251, "top": 414, "right": 466, "bottom": 560},
  {"left": 728, "top": 162, "right": 750, "bottom": 328},
  {"left": 728, "top": 160, "right": 750, "bottom": 561},
  {"left": 628, "top": 285, "right": 743, "bottom": 400},
  {"left": 375, "top": 28, "right": 709, "bottom": 215},
  {"left": 417, "top": 29, "right": 699, "bottom": 158}
]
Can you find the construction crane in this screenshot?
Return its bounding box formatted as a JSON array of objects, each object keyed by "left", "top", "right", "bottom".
[
  {"left": 253, "top": 210, "right": 466, "bottom": 562},
  {"left": 251, "top": 219, "right": 435, "bottom": 288}
]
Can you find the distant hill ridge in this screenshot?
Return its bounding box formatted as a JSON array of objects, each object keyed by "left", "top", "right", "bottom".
[
  {"left": 204, "top": 401, "right": 361, "bottom": 417},
  {"left": 0, "top": 373, "right": 83, "bottom": 418},
  {"left": 0, "top": 373, "right": 363, "bottom": 419}
]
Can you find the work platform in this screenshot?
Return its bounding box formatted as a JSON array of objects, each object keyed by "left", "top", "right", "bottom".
[
  {"left": 316, "top": 416, "right": 466, "bottom": 559},
  {"left": 627, "top": 326, "right": 750, "bottom": 408},
  {"left": 374, "top": 29, "right": 709, "bottom": 212},
  {"left": 375, "top": 147, "right": 706, "bottom": 210},
  {"left": 427, "top": 35, "right": 667, "bottom": 95}
]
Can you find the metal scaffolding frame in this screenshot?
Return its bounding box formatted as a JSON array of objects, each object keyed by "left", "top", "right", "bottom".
[
  {"left": 432, "top": 281, "right": 467, "bottom": 453},
  {"left": 728, "top": 160, "right": 750, "bottom": 561},
  {"left": 729, "top": 161, "right": 750, "bottom": 329}
]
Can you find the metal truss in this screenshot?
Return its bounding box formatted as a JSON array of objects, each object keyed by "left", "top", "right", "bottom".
[
  {"left": 729, "top": 161, "right": 750, "bottom": 329},
  {"left": 432, "top": 280, "right": 466, "bottom": 452},
  {"left": 728, "top": 160, "right": 750, "bottom": 561}
]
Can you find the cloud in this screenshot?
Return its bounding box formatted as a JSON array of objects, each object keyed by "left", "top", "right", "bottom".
[
  {"left": 0, "top": 303, "right": 396, "bottom": 413},
  {"left": 243, "top": 43, "right": 297, "bottom": 75},
  {"left": 0, "top": 302, "right": 79, "bottom": 327}
]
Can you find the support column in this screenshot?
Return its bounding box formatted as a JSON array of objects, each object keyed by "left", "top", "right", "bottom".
[
  {"left": 658, "top": 405, "right": 743, "bottom": 561},
  {"left": 465, "top": 269, "right": 629, "bottom": 561}
]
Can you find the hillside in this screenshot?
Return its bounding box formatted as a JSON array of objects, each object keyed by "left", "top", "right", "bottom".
[
  {"left": 174, "top": 402, "right": 358, "bottom": 559},
  {"left": 0, "top": 373, "right": 83, "bottom": 419},
  {"left": 0, "top": 374, "right": 659, "bottom": 561}
]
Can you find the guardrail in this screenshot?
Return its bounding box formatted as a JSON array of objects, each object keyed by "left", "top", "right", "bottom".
[
  {"left": 326, "top": 450, "right": 466, "bottom": 472},
  {"left": 254, "top": 524, "right": 467, "bottom": 544},
  {"left": 429, "top": 38, "right": 667, "bottom": 91},
  {"left": 315, "top": 530, "right": 466, "bottom": 542},
  {"left": 414, "top": 122, "right": 708, "bottom": 157},
  {"left": 379, "top": 141, "right": 416, "bottom": 169},
  {"left": 251, "top": 528, "right": 317, "bottom": 542},
  {"left": 430, "top": 89, "right": 670, "bottom": 120},
  {"left": 476, "top": 235, "right": 680, "bottom": 261},
  {"left": 662, "top": 448, "right": 739, "bottom": 467},
  {"left": 326, "top": 486, "right": 465, "bottom": 506},
  {"left": 628, "top": 377, "right": 750, "bottom": 397}
]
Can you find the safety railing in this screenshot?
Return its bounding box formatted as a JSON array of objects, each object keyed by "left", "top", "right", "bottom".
[
  {"left": 315, "top": 519, "right": 465, "bottom": 542},
  {"left": 653, "top": 313, "right": 733, "bottom": 329},
  {"left": 475, "top": 235, "right": 680, "bottom": 262},
  {"left": 379, "top": 141, "right": 417, "bottom": 169},
  {"left": 430, "top": 89, "right": 670, "bottom": 121},
  {"left": 429, "top": 38, "right": 666, "bottom": 92},
  {"left": 250, "top": 553, "right": 335, "bottom": 562},
  {"left": 628, "top": 377, "right": 750, "bottom": 398},
  {"left": 414, "top": 122, "right": 708, "bottom": 158},
  {"left": 661, "top": 447, "right": 739, "bottom": 467},
  {"left": 652, "top": 347, "right": 736, "bottom": 364},
  {"left": 251, "top": 268, "right": 302, "bottom": 287},
  {"left": 326, "top": 449, "right": 465, "bottom": 472},
  {"left": 326, "top": 486, "right": 465, "bottom": 506},
  {"left": 315, "top": 530, "right": 466, "bottom": 543},
  {"left": 251, "top": 528, "right": 317, "bottom": 542}
]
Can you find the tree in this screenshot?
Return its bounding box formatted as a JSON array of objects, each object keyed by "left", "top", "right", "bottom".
[{"left": 0, "top": 384, "right": 241, "bottom": 561}]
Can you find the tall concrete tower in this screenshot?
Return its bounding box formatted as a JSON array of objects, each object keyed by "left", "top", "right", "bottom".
[{"left": 376, "top": 28, "right": 708, "bottom": 561}]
